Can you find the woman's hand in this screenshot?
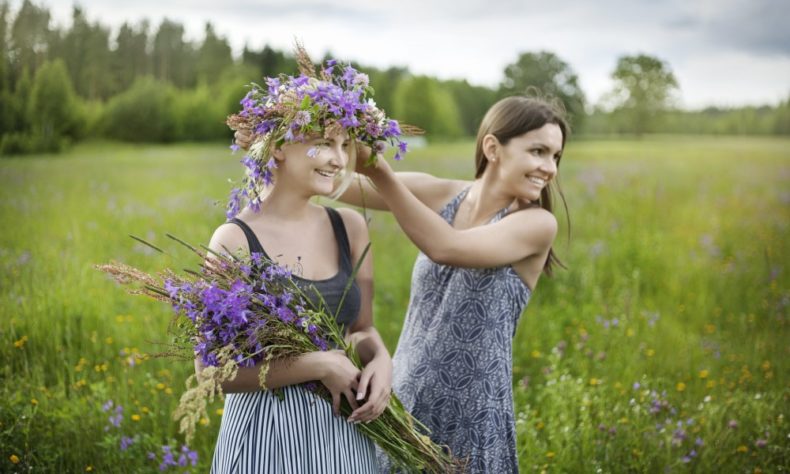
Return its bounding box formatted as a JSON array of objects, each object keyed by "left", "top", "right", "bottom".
[
  {"left": 348, "top": 354, "right": 392, "bottom": 423},
  {"left": 318, "top": 350, "right": 362, "bottom": 416},
  {"left": 354, "top": 146, "right": 391, "bottom": 180},
  {"left": 234, "top": 130, "right": 253, "bottom": 150}
]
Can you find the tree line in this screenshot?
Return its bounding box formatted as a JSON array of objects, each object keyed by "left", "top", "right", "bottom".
[{"left": 1, "top": 1, "right": 788, "bottom": 155}]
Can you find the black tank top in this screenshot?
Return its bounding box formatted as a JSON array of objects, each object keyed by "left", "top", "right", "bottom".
[{"left": 228, "top": 207, "right": 361, "bottom": 332}]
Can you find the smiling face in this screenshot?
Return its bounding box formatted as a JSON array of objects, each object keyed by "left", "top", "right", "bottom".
[
  {"left": 487, "top": 123, "right": 563, "bottom": 202},
  {"left": 273, "top": 131, "right": 352, "bottom": 197}
]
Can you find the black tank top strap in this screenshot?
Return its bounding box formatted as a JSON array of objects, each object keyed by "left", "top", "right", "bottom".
[
  {"left": 324, "top": 207, "right": 353, "bottom": 272},
  {"left": 227, "top": 217, "right": 267, "bottom": 256}
]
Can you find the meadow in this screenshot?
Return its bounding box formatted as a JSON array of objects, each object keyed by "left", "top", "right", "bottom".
[{"left": 0, "top": 136, "right": 788, "bottom": 473}]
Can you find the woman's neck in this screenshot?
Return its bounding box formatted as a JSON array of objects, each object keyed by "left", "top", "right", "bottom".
[
  {"left": 464, "top": 173, "right": 516, "bottom": 225},
  {"left": 249, "top": 185, "right": 317, "bottom": 222}
]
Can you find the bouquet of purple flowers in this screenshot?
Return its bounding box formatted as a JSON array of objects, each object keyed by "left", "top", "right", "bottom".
[{"left": 97, "top": 235, "right": 462, "bottom": 473}]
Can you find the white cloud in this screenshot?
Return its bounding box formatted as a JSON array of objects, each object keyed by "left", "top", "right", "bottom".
[{"left": 40, "top": 0, "right": 790, "bottom": 107}]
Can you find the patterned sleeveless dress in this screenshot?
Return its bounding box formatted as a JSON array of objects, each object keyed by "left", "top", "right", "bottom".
[
  {"left": 387, "top": 188, "right": 532, "bottom": 473},
  {"left": 211, "top": 207, "right": 378, "bottom": 474}
]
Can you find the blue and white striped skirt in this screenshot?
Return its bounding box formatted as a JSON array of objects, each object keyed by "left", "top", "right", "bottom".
[{"left": 211, "top": 385, "right": 379, "bottom": 473}]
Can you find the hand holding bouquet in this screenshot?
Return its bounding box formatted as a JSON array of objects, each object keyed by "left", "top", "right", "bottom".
[{"left": 97, "top": 235, "right": 462, "bottom": 473}]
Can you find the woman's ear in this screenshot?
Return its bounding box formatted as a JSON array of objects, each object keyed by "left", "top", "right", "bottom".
[
  {"left": 272, "top": 146, "right": 286, "bottom": 162},
  {"left": 482, "top": 134, "right": 500, "bottom": 163}
]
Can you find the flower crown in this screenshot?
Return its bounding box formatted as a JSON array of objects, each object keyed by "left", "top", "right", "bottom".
[{"left": 225, "top": 44, "right": 422, "bottom": 218}]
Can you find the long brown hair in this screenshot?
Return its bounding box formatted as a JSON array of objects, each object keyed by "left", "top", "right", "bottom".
[{"left": 474, "top": 96, "right": 570, "bottom": 276}]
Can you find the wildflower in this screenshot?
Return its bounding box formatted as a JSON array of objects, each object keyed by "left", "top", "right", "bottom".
[
  {"left": 108, "top": 405, "right": 123, "bottom": 428},
  {"left": 85, "top": 466, "right": 93, "bottom": 472},
  {"left": 30, "top": 398, "right": 38, "bottom": 406},
  {"left": 13, "top": 335, "right": 28, "bottom": 348},
  {"left": 294, "top": 110, "right": 312, "bottom": 127},
  {"left": 698, "top": 369, "right": 709, "bottom": 379},
  {"left": 9, "top": 454, "right": 20, "bottom": 464},
  {"left": 728, "top": 419, "right": 739, "bottom": 429},
  {"left": 546, "top": 451, "right": 555, "bottom": 459},
  {"left": 645, "top": 348, "right": 655, "bottom": 357},
  {"left": 676, "top": 382, "right": 686, "bottom": 392},
  {"left": 737, "top": 445, "right": 748, "bottom": 453},
  {"left": 216, "top": 408, "right": 224, "bottom": 416},
  {"left": 131, "top": 414, "right": 141, "bottom": 422},
  {"left": 102, "top": 400, "right": 114, "bottom": 412},
  {"left": 120, "top": 436, "right": 134, "bottom": 451},
  {"left": 180, "top": 445, "right": 199, "bottom": 467},
  {"left": 589, "top": 377, "right": 601, "bottom": 386},
  {"left": 755, "top": 439, "right": 768, "bottom": 448},
  {"left": 632, "top": 382, "right": 641, "bottom": 390},
  {"left": 531, "top": 350, "right": 542, "bottom": 359}
]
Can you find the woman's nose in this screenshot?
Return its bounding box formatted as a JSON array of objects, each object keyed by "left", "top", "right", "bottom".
[
  {"left": 330, "top": 143, "right": 347, "bottom": 168},
  {"left": 541, "top": 157, "right": 557, "bottom": 176}
]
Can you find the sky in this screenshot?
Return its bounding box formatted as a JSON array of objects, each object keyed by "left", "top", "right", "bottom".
[{"left": 43, "top": 0, "right": 790, "bottom": 108}]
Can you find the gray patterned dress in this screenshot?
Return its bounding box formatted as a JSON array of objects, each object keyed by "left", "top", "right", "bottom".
[{"left": 388, "top": 188, "right": 532, "bottom": 473}]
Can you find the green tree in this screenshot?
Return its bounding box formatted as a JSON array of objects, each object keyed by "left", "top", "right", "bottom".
[
  {"left": 393, "top": 75, "right": 463, "bottom": 139},
  {"left": 242, "top": 44, "right": 298, "bottom": 77},
  {"left": 152, "top": 19, "right": 195, "bottom": 88},
  {"left": 446, "top": 79, "right": 497, "bottom": 136},
  {"left": 196, "top": 22, "right": 232, "bottom": 85},
  {"left": 102, "top": 76, "right": 177, "bottom": 142},
  {"left": 500, "top": 51, "right": 586, "bottom": 131},
  {"left": 60, "top": 6, "right": 112, "bottom": 100},
  {"left": 0, "top": 1, "right": 14, "bottom": 135},
  {"left": 773, "top": 95, "right": 790, "bottom": 135},
  {"left": 111, "top": 21, "right": 150, "bottom": 94},
  {"left": 27, "top": 59, "right": 82, "bottom": 150},
  {"left": 366, "top": 66, "right": 408, "bottom": 118},
  {"left": 8, "top": 0, "right": 52, "bottom": 79},
  {"left": 606, "top": 54, "right": 679, "bottom": 135}
]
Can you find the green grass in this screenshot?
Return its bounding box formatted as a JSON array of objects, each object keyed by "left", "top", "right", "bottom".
[{"left": 1, "top": 136, "right": 788, "bottom": 472}]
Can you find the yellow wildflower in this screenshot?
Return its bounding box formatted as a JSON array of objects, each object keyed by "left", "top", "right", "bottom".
[
  {"left": 590, "top": 378, "right": 601, "bottom": 386},
  {"left": 9, "top": 454, "right": 20, "bottom": 464},
  {"left": 30, "top": 398, "right": 38, "bottom": 406},
  {"left": 676, "top": 382, "right": 686, "bottom": 392},
  {"left": 737, "top": 445, "right": 748, "bottom": 453},
  {"left": 199, "top": 417, "right": 209, "bottom": 426},
  {"left": 535, "top": 421, "right": 545, "bottom": 430},
  {"left": 216, "top": 408, "right": 224, "bottom": 416},
  {"left": 131, "top": 414, "right": 141, "bottom": 422},
  {"left": 156, "top": 383, "right": 166, "bottom": 390},
  {"left": 546, "top": 451, "right": 555, "bottom": 459},
  {"left": 531, "top": 350, "right": 542, "bottom": 359},
  {"left": 14, "top": 335, "right": 28, "bottom": 348},
  {"left": 698, "top": 369, "right": 709, "bottom": 379},
  {"left": 645, "top": 348, "right": 655, "bottom": 357}
]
